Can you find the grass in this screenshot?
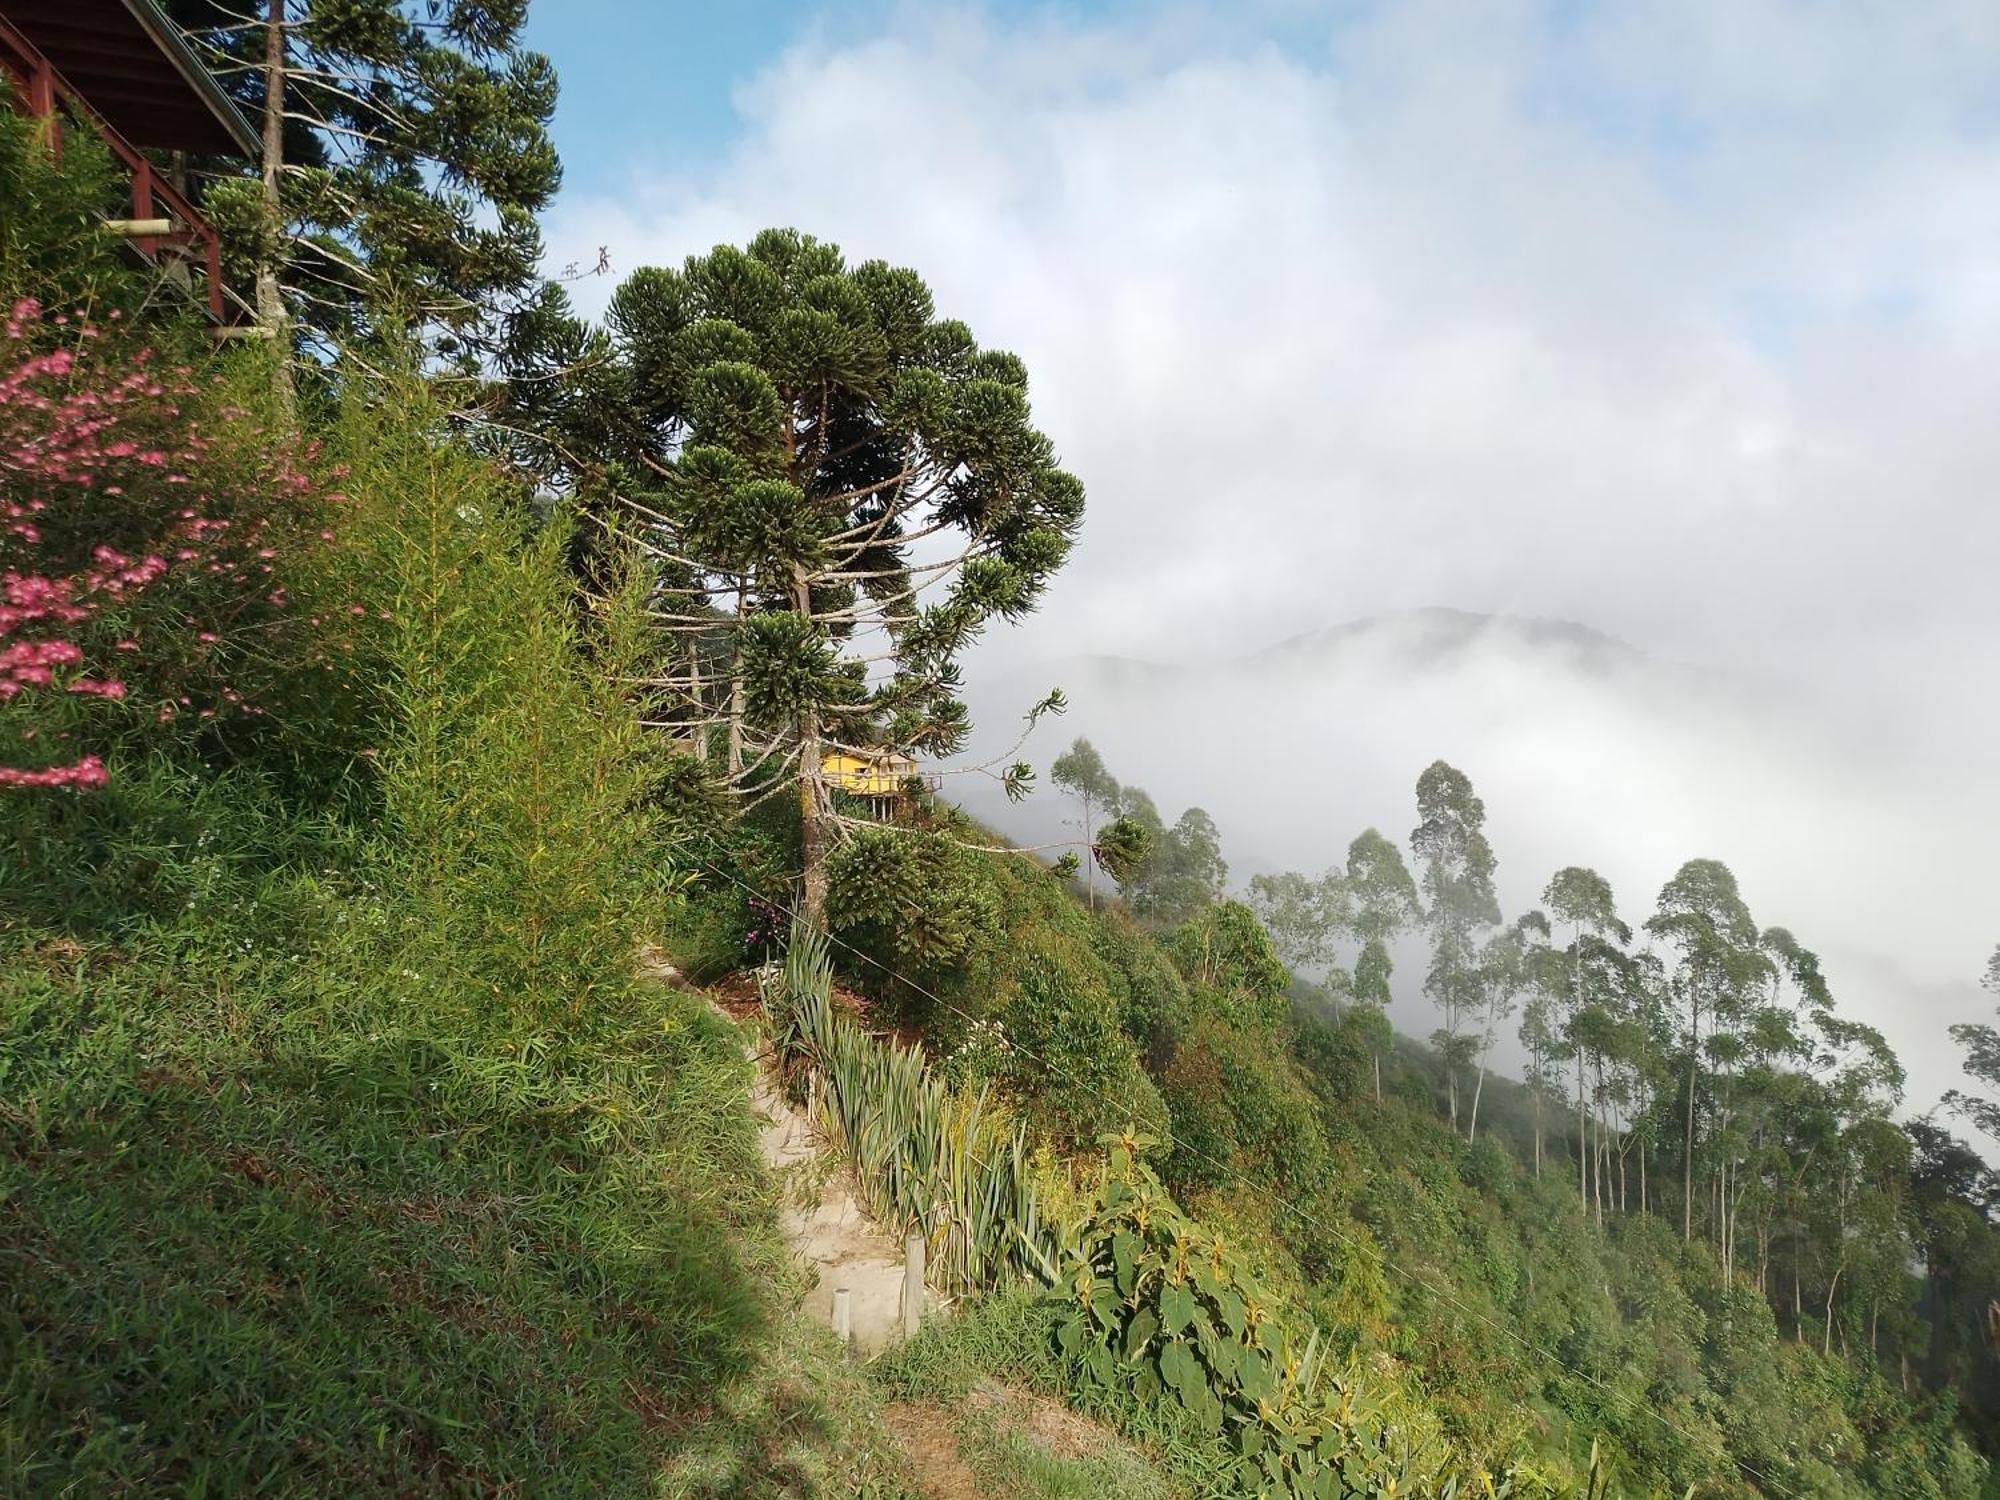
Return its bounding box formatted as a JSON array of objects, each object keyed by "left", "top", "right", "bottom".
[{"left": 0, "top": 928, "right": 910, "bottom": 1497}]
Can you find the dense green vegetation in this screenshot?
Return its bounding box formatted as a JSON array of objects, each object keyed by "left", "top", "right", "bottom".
[
  {"left": 1, "top": 118, "right": 910, "bottom": 1496},
  {"left": 6, "top": 9, "right": 2000, "bottom": 1495}
]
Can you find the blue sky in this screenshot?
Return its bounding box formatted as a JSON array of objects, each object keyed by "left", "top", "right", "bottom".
[{"left": 524, "top": 1, "right": 823, "bottom": 193}]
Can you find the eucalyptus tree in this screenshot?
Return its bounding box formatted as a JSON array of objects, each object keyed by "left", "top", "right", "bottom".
[
  {"left": 1946, "top": 944, "right": 2000, "bottom": 1139},
  {"left": 1411, "top": 762, "right": 1501, "bottom": 1132},
  {"left": 1467, "top": 911, "right": 1546, "bottom": 1145},
  {"left": 179, "top": 0, "right": 562, "bottom": 383},
  {"left": 1618, "top": 947, "right": 1674, "bottom": 1215},
  {"left": 1051, "top": 737, "right": 1121, "bottom": 908},
  {"left": 1719, "top": 928, "right": 1827, "bottom": 1286},
  {"left": 1646, "top": 859, "right": 1769, "bottom": 1242},
  {"left": 1542, "top": 866, "right": 1631, "bottom": 1209},
  {"left": 1346, "top": 828, "right": 1422, "bottom": 1102},
  {"left": 601, "top": 231, "right": 1082, "bottom": 922},
  {"left": 1518, "top": 984, "right": 1562, "bottom": 1178},
  {"left": 1131, "top": 807, "right": 1228, "bottom": 924},
  {"left": 1246, "top": 868, "right": 1352, "bottom": 985}
]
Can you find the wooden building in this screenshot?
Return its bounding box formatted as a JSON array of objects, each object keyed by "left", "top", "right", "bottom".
[
  {"left": 820, "top": 747, "right": 940, "bottom": 817},
  {"left": 0, "top": 0, "right": 258, "bottom": 318}
]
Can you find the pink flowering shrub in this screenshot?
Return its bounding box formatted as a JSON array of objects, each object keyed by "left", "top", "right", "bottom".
[{"left": 0, "top": 297, "right": 332, "bottom": 788}]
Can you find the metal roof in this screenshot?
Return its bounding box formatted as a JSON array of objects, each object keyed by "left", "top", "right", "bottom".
[{"left": 2, "top": 0, "right": 258, "bottom": 157}]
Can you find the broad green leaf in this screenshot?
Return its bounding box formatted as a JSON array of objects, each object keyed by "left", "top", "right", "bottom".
[{"left": 1124, "top": 1307, "right": 1158, "bottom": 1361}]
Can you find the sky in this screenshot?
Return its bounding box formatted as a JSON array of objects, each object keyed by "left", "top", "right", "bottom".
[{"left": 524, "top": 0, "right": 1999, "bottom": 1123}]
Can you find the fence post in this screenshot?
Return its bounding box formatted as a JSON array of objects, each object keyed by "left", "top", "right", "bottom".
[
  {"left": 902, "top": 1233, "right": 926, "bottom": 1339},
  {"left": 832, "top": 1286, "right": 852, "bottom": 1355}
]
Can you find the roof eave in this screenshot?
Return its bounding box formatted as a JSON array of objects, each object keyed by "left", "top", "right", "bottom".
[{"left": 118, "top": 0, "right": 260, "bottom": 159}]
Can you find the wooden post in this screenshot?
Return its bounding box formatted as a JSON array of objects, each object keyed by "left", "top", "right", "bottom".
[
  {"left": 831, "top": 1286, "right": 852, "bottom": 1353},
  {"left": 27, "top": 58, "right": 59, "bottom": 164},
  {"left": 902, "top": 1233, "right": 926, "bottom": 1339},
  {"left": 204, "top": 232, "right": 224, "bottom": 320}
]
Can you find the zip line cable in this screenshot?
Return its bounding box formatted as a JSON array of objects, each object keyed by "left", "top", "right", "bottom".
[{"left": 680, "top": 834, "right": 1805, "bottom": 1500}]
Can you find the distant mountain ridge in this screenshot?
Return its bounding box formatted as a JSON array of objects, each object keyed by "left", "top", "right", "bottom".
[
  {"left": 1047, "top": 607, "right": 1659, "bottom": 685},
  {"left": 1252, "top": 607, "right": 1647, "bottom": 674}
]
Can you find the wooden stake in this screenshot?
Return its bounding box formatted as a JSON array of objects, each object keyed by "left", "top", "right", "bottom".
[{"left": 902, "top": 1233, "right": 926, "bottom": 1339}]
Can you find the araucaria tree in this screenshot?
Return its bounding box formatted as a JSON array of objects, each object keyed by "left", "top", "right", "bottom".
[
  {"left": 606, "top": 231, "right": 1084, "bottom": 922},
  {"left": 1411, "top": 761, "right": 1500, "bottom": 1131},
  {"left": 180, "top": 0, "right": 561, "bottom": 373}
]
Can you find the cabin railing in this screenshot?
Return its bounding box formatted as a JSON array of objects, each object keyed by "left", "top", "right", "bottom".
[{"left": 0, "top": 16, "right": 228, "bottom": 319}]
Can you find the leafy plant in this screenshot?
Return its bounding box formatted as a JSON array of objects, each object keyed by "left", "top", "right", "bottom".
[{"left": 762, "top": 922, "right": 1065, "bottom": 1295}]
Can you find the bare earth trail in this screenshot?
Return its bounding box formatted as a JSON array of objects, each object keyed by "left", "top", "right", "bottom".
[
  {"left": 637, "top": 951, "right": 910, "bottom": 1353},
  {"left": 743, "top": 1024, "right": 913, "bottom": 1353},
  {"left": 639, "top": 951, "right": 1161, "bottom": 1497}
]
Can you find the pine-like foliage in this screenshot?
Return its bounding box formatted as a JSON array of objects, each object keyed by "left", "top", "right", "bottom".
[
  {"left": 175, "top": 0, "right": 560, "bottom": 367},
  {"left": 526, "top": 228, "right": 1085, "bottom": 919}
]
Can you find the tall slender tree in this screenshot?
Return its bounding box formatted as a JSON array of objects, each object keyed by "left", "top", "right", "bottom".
[
  {"left": 1946, "top": 944, "right": 2000, "bottom": 1139},
  {"left": 1542, "top": 868, "right": 1631, "bottom": 1214},
  {"left": 1346, "top": 828, "right": 1422, "bottom": 1102},
  {"left": 1411, "top": 762, "right": 1500, "bottom": 1132},
  {"left": 1467, "top": 911, "right": 1544, "bottom": 1144},
  {"left": 1646, "top": 858, "right": 1769, "bottom": 1242},
  {"left": 1052, "top": 737, "right": 1120, "bottom": 909},
  {"left": 1126, "top": 805, "right": 1227, "bottom": 924},
  {"left": 1246, "top": 867, "right": 1352, "bottom": 983}
]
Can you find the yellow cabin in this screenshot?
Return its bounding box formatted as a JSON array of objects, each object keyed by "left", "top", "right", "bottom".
[{"left": 820, "top": 747, "right": 920, "bottom": 798}]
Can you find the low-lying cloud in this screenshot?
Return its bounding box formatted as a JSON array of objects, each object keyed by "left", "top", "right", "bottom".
[{"left": 951, "top": 612, "right": 1996, "bottom": 1125}]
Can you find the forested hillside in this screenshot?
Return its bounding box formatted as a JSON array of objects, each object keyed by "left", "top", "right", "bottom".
[{"left": 3, "top": 6, "right": 1999, "bottom": 1497}]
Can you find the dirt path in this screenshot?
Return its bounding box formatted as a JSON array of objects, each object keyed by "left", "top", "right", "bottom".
[
  {"left": 642, "top": 950, "right": 912, "bottom": 1355},
  {"left": 747, "top": 1037, "right": 913, "bottom": 1354},
  {"left": 882, "top": 1401, "right": 982, "bottom": 1499}
]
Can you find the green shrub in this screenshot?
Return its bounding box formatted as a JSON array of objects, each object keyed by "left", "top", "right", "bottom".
[
  {"left": 1052, "top": 1142, "right": 1505, "bottom": 1498},
  {"left": 325, "top": 376, "right": 673, "bottom": 1035},
  {"left": 0, "top": 112, "right": 153, "bottom": 313},
  {"left": 1167, "top": 902, "right": 1289, "bottom": 1030},
  {"left": 827, "top": 823, "right": 1001, "bottom": 1011},
  {"left": 997, "top": 937, "right": 1168, "bottom": 1153}
]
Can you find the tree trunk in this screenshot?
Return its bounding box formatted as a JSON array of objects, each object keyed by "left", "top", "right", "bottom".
[
  {"left": 1823, "top": 1267, "right": 1842, "bottom": 1358},
  {"left": 1468, "top": 1057, "right": 1487, "bottom": 1144},
  {"left": 1083, "top": 798, "right": 1096, "bottom": 909},
  {"left": 1576, "top": 1051, "right": 1589, "bottom": 1210},
  {"left": 1683, "top": 1015, "right": 1700, "bottom": 1242},
  {"left": 793, "top": 564, "right": 828, "bottom": 928},
  {"left": 1531, "top": 1079, "right": 1543, "bottom": 1179},
  {"left": 1371, "top": 1051, "right": 1381, "bottom": 1104},
  {"left": 688, "top": 642, "right": 709, "bottom": 762},
  {"left": 727, "top": 589, "right": 746, "bottom": 777},
  {"left": 257, "top": 0, "right": 294, "bottom": 411}
]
